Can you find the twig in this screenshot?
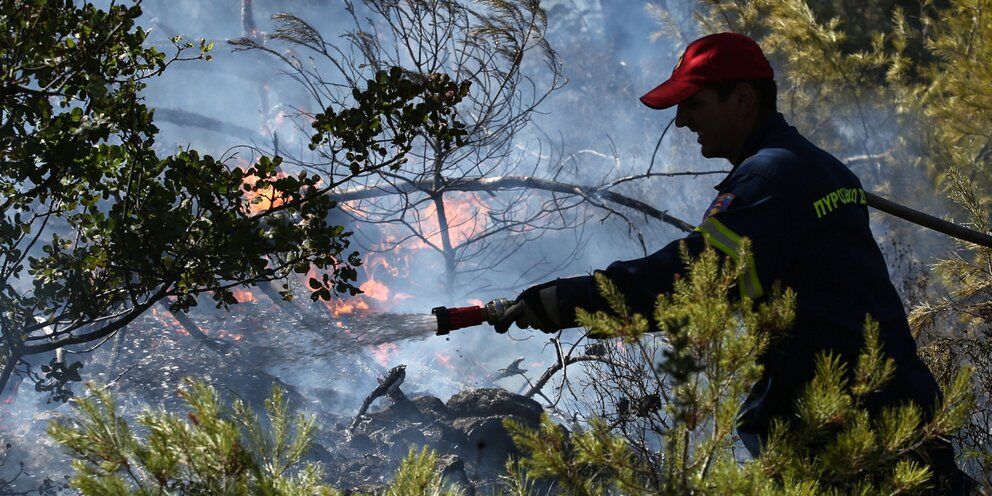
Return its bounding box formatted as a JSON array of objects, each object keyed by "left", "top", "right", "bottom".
[{"left": 524, "top": 354, "right": 615, "bottom": 399}]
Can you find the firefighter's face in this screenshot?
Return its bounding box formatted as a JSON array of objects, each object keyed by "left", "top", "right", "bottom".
[{"left": 674, "top": 86, "right": 753, "bottom": 163}]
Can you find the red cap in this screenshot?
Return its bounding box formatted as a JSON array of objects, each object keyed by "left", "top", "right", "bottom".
[{"left": 640, "top": 32, "right": 774, "bottom": 110}]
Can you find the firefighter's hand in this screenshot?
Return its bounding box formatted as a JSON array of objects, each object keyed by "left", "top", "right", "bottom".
[
  {"left": 493, "top": 300, "right": 538, "bottom": 333},
  {"left": 493, "top": 282, "right": 561, "bottom": 334}
]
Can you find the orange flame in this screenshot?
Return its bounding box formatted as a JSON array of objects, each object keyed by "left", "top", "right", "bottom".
[
  {"left": 323, "top": 297, "right": 371, "bottom": 317},
  {"left": 435, "top": 352, "right": 453, "bottom": 368},
  {"left": 359, "top": 278, "right": 390, "bottom": 302},
  {"left": 343, "top": 192, "right": 491, "bottom": 252},
  {"left": 405, "top": 193, "right": 491, "bottom": 249},
  {"left": 216, "top": 329, "right": 244, "bottom": 341},
  {"left": 328, "top": 192, "right": 493, "bottom": 315},
  {"left": 233, "top": 288, "right": 257, "bottom": 303},
  {"left": 365, "top": 254, "right": 402, "bottom": 278},
  {"left": 151, "top": 307, "right": 188, "bottom": 336},
  {"left": 291, "top": 192, "right": 495, "bottom": 321},
  {"left": 242, "top": 170, "right": 288, "bottom": 214},
  {"left": 371, "top": 342, "right": 399, "bottom": 366}
]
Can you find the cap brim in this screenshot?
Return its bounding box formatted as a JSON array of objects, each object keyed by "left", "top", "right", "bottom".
[{"left": 639, "top": 78, "right": 699, "bottom": 109}]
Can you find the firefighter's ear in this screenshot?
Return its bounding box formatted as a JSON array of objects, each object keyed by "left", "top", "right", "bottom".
[{"left": 732, "top": 82, "right": 758, "bottom": 117}]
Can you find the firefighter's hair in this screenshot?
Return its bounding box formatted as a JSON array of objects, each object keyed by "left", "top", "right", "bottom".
[{"left": 708, "top": 79, "right": 778, "bottom": 114}]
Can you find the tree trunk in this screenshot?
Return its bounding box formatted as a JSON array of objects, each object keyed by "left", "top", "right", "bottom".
[{"left": 432, "top": 192, "right": 458, "bottom": 296}]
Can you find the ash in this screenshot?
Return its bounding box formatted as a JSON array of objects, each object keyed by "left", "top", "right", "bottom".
[{"left": 0, "top": 299, "right": 543, "bottom": 494}]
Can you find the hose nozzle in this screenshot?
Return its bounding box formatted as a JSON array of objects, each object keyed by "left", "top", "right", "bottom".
[{"left": 433, "top": 298, "right": 511, "bottom": 335}]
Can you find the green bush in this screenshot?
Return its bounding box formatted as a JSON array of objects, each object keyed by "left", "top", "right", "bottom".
[
  {"left": 49, "top": 380, "right": 470, "bottom": 495},
  {"left": 49, "top": 379, "right": 333, "bottom": 495}
]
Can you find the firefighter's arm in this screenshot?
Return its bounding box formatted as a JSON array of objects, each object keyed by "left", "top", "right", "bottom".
[
  {"left": 496, "top": 170, "right": 790, "bottom": 335},
  {"left": 494, "top": 234, "right": 706, "bottom": 334},
  {"left": 693, "top": 173, "right": 791, "bottom": 301}
]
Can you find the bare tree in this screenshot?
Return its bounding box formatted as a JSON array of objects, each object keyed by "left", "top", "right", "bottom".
[{"left": 229, "top": 0, "right": 611, "bottom": 299}]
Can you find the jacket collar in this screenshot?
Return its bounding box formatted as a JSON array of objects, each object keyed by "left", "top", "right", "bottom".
[{"left": 714, "top": 112, "right": 789, "bottom": 191}]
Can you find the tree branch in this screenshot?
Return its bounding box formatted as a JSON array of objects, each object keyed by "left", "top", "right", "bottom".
[
  {"left": 328, "top": 174, "right": 696, "bottom": 233},
  {"left": 524, "top": 354, "right": 614, "bottom": 399}
]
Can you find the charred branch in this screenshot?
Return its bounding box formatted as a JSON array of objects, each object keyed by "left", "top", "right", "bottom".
[
  {"left": 163, "top": 305, "right": 230, "bottom": 354},
  {"left": 155, "top": 108, "right": 268, "bottom": 144},
  {"left": 330, "top": 174, "right": 992, "bottom": 250},
  {"left": 351, "top": 364, "right": 407, "bottom": 432},
  {"left": 483, "top": 357, "right": 527, "bottom": 385},
  {"left": 523, "top": 354, "right": 613, "bottom": 399},
  {"left": 866, "top": 192, "right": 992, "bottom": 249}
]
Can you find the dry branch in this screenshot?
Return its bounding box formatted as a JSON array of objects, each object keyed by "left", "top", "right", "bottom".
[
  {"left": 329, "top": 174, "right": 696, "bottom": 233},
  {"left": 155, "top": 108, "right": 268, "bottom": 144},
  {"left": 165, "top": 304, "right": 230, "bottom": 354},
  {"left": 523, "top": 354, "right": 613, "bottom": 398}
]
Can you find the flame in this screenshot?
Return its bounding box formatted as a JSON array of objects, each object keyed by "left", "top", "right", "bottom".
[
  {"left": 468, "top": 298, "right": 484, "bottom": 307},
  {"left": 359, "top": 278, "right": 390, "bottom": 302},
  {"left": 290, "top": 192, "right": 495, "bottom": 321},
  {"left": 323, "top": 297, "right": 370, "bottom": 317},
  {"left": 215, "top": 329, "right": 244, "bottom": 341},
  {"left": 242, "top": 170, "right": 288, "bottom": 214},
  {"left": 365, "top": 254, "right": 401, "bottom": 278},
  {"left": 304, "top": 263, "right": 382, "bottom": 317},
  {"left": 327, "top": 192, "right": 492, "bottom": 315},
  {"left": 151, "top": 307, "right": 188, "bottom": 336},
  {"left": 404, "top": 193, "right": 491, "bottom": 249},
  {"left": 343, "top": 191, "right": 491, "bottom": 252},
  {"left": 435, "top": 352, "right": 453, "bottom": 368},
  {"left": 233, "top": 288, "right": 256, "bottom": 303},
  {"left": 371, "top": 342, "right": 399, "bottom": 366}
]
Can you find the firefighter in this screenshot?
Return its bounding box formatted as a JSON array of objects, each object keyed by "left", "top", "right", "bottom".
[{"left": 495, "top": 32, "right": 974, "bottom": 493}]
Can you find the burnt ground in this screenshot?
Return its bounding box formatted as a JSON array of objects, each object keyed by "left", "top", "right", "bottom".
[{"left": 0, "top": 297, "right": 548, "bottom": 494}]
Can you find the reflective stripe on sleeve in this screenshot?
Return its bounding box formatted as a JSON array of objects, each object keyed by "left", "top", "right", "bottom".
[{"left": 695, "top": 217, "right": 764, "bottom": 299}]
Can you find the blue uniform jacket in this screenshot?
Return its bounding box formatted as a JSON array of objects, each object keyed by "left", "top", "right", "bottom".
[{"left": 554, "top": 113, "right": 942, "bottom": 453}]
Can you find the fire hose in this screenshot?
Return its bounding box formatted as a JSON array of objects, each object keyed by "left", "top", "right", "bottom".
[
  {"left": 433, "top": 298, "right": 511, "bottom": 335},
  {"left": 433, "top": 192, "right": 992, "bottom": 335},
  {"left": 865, "top": 192, "right": 992, "bottom": 249}
]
